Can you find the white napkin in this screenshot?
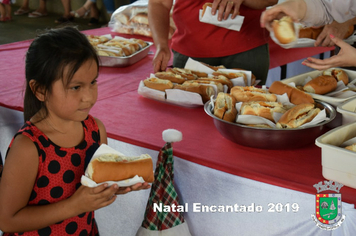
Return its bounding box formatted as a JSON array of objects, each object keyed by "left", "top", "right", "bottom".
[{"left": 199, "top": 6, "right": 244, "bottom": 32}]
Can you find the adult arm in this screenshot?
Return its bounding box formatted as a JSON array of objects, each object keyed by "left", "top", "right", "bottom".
[
  {"left": 302, "top": 35, "right": 356, "bottom": 70},
  {"left": 148, "top": 0, "right": 174, "bottom": 72},
  {"left": 315, "top": 17, "right": 356, "bottom": 47}
]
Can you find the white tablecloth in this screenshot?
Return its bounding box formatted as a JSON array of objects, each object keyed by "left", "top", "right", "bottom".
[{"left": 1, "top": 106, "right": 355, "bottom": 236}]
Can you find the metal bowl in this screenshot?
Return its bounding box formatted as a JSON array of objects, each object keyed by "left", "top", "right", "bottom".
[{"left": 204, "top": 100, "right": 336, "bottom": 149}]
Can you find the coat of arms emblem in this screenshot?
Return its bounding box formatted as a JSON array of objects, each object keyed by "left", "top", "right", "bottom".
[{"left": 311, "top": 180, "right": 346, "bottom": 230}]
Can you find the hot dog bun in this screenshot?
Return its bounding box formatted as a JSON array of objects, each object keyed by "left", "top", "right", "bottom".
[
  {"left": 87, "top": 153, "right": 154, "bottom": 183},
  {"left": 198, "top": 75, "right": 234, "bottom": 91},
  {"left": 230, "top": 86, "right": 277, "bottom": 102},
  {"left": 276, "top": 103, "right": 320, "bottom": 128},
  {"left": 272, "top": 16, "right": 297, "bottom": 44},
  {"left": 143, "top": 77, "right": 173, "bottom": 91},
  {"left": 268, "top": 81, "right": 314, "bottom": 105},
  {"left": 323, "top": 69, "right": 349, "bottom": 85},
  {"left": 214, "top": 92, "right": 238, "bottom": 122},
  {"left": 155, "top": 71, "right": 186, "bottom": 84},
  {"left": 173, "top": 83, "right": 215, "bottom": 103},
  {"left": 303, "top": 75, "right": 337, "bottom": 95},
  {"left": 240, "top": 101, "right": 287, "bottom": 122}
]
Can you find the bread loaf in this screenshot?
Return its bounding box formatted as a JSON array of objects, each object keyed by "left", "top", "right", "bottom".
[
  {"left": 230, "top": 86, "right": 277, "bottom": 102},
  {"left": 268, "top": 81, "right": 314, "bottom": 105},
  {"left": 143, "top": 78, "right": 174, "bottom": 91},
  {"left": 303, "top": 75, "right": 338, "bottom": 95},
  {"left": 87, "top": 153, "right": 154, "bottom": 183}
]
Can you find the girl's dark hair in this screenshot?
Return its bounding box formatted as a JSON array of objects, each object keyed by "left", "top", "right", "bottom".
[{"left": 24, "top": 26, "right": 99, "bottom": 121}]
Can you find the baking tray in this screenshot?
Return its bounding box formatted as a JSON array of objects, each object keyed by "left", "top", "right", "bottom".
[
  {"left": 204, "top": 100, "right": 336, "bottom": 149},
  {"left": 99, "top": 42, "right": 153, "bottom": 67}
]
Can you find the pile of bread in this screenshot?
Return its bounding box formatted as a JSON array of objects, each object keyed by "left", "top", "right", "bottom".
[
  {"left": 143, "top": 64, "right": 255, "bottom": 103},
  {"left": 86, "top": 35, "right": 148, "bottom": 57},
  {"left": 112, "top": 6, "right": 176, "bottom": 38},
  {"left": 272, "top": 16, "right": 354, "bottom": 44},
  {"left": 213, "top": 80, "right": 325, "bottom": 129}
]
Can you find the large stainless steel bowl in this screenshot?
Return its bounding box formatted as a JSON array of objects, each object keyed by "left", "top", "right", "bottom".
[{"left": 204, "top": 100, "right": 336, "bottom": 149}]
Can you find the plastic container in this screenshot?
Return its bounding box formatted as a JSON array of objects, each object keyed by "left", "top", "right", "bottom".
[
  {"left": 337, "top": 97, "right": 356, "bottom": 125},
  {"left": 315, "top": 122, "right": 356, "bottom": 189}
]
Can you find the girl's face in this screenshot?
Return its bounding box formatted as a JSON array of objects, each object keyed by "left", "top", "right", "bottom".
[{"left": 46, "top": 59, "right": 99, "bottom": 122}]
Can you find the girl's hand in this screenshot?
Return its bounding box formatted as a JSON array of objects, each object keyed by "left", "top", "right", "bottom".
[
  {"left": 302, "top": 35, "right": 356, "bottom": 70},
  {"left": 70, "top": 184, "right": 119, "bottom": 214},
  {"left": 115, "top": 182, "right": 151, "bottom": 195}
]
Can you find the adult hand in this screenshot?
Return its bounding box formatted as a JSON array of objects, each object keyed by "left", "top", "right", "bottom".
[
  {"left": 302, "top": 35, "right": 356, "bottom": 70},
  {"left": 315, "top": 21, "right": 351, "bottom": 47},
  {"left": 153, "top": 45, "right": 171, "bottom": 73},
  {"left": 211, "top": 0, "right": 241, "bottom": 21},
  {"left": 260, "top": 0, "right": 306, "bottom": 32}
]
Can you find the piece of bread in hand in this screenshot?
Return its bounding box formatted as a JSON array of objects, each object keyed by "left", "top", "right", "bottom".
[
  {"left": 276, "top": 103, "right": 320, "bottom": 128},
  {"left": 268, "top": 81, "right": 314, "bottom": 105},
  {"left": 143, "top": 78, "right": 174, "bottom": 91},
  {"left": 303, "top": 75, "right": 338, "bottom": 95},
  {"left": 272, "top": 16, "right": 297, "bottom": 44},
  {"left": 230, "top": 86, "right": 277, "bottom": 102},
  {"left": 214, "top": 92, "right": 238, "bottom": 122}
]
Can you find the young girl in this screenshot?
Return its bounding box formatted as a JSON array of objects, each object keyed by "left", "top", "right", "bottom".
[
  {"left": 0, "top": 0, "right": 12, "bottom": 22},
  {"left": 0, "top": 26, "right": 150, "bottom": 235}
]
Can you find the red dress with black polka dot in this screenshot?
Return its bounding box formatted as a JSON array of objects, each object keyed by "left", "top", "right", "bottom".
[{"left": 3, "top": 115, "right": 101, "bottom": 236}]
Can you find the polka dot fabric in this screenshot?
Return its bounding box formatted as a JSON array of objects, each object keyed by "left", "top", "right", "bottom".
[{"left": 3, "top": 115, "right": 101, "bottom": 236}]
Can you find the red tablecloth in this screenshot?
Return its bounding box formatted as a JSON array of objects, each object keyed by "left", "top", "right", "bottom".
[{"left": 1, "top": 28, "right": 355, "bottom": 206}]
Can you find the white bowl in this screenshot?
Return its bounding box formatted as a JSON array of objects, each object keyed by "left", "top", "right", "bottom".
[{"left": 315, "top": 122, "right": 356, "bottom": 189}]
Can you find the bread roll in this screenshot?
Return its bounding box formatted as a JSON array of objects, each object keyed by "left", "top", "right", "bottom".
[
  {"left": 200, "top": 62, "right": 226, "bottom": 71},
  {"left": 198, "top": 75, "right": 233, "bottom": 90},
  {"left": 183, "top": 80, "right": 224, "bottom": 93},
  {"left": 130, "top": 13, "right": 149, "bottom": 25},
  {"left": 230, "top": 86, "right": 277, "bottom": 102},
  {"left": 324, "top": 69, "right": 349, "bottom": 85},
  {"left": 214, "top": 92, "right": 238, "bottom": 122},
  {"left": 298, "top": 27, "right": 323, "bottom": 39},
  {"left": 268, "top": 81, "right": 314, "bottom": 105},
  {"left": 173, "top": 83, "right": 215, "bottom": 103},
  {"left": 144, "top": 78, "right": 174, "bottom": 91},
  {"left": 155, "top": 71, "right": 186, "bottom": 84},
  {"left": 212, "top": 71, "right": 247, "bottom": 84},
  {"left": 87, "top": 153, "right": 154, "bottom": 183},
  {"left": 303, "top": 75, "right": 338, "bottom": 95},
  {"left": 299, "top": 25, "right": 354, "bottom": 40},
  {"left": 201, "top": 2, "right": 237, "bottom": 17},
  {"left": 272, "top": 16, "right": 297, "bottom": 44},
  {"left": 345, "top": 143, "right": 356, "bottom": 151},
  {"left": 240, "top": 101, "right": 287, "bottom": 122},
  {"left": 276, "top": 103, "right": 320, "bottom": 128},
  {"left": 167, "top": 68, "right": 198, "bottom": 81}
]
